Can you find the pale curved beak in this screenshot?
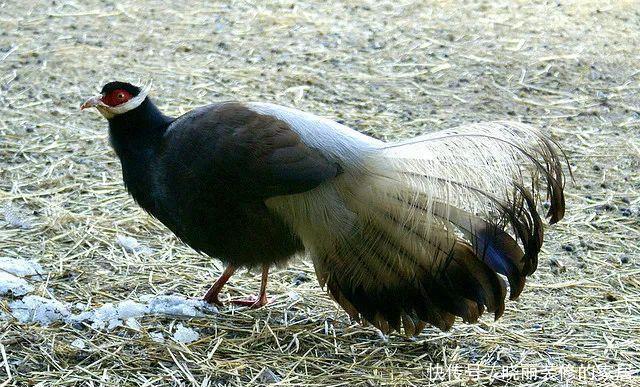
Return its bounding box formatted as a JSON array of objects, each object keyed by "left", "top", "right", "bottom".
[{"left": 80, "top": 95, "right": 105, "bottom": 110}]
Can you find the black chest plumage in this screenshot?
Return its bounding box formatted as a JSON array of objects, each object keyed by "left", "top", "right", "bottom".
[
  {"left": 147, "top": 146, "right": 303, "bottom": 266},
  {"left": 109, "top": 101, "right": 312, "bottom": 267}
]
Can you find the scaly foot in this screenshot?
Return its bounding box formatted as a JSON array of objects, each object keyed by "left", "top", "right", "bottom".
[{"left": 232, "top": 294, "right": 271, "bottom": 309}]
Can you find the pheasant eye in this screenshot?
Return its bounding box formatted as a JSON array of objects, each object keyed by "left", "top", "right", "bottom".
[{"left": 102, "top": 89, "right": 133, "bottom": 106}]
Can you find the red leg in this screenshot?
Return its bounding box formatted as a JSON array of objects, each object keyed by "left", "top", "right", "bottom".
[
  {"left": 232, "top": 264, "right": 271, "bottom": 309},
  {"left": 203, "top": 265, "right": 236, "bottom": 306}
]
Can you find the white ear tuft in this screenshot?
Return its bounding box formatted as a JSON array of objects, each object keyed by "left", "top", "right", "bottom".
[{"left": 107, "top": 81, "right": 152, "bottom": 115}]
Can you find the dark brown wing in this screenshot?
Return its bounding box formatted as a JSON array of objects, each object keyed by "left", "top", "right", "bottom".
[
  {"left": 211, "top": 103, "right": 340, "bottom": 198},
  {"left": 168, "top": 102, "right": 341, "bottom": 200}
]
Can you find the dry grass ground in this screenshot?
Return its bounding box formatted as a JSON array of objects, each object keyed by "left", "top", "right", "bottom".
[{"left": 1, "top": 0, "right": 639, "bottom": 386}]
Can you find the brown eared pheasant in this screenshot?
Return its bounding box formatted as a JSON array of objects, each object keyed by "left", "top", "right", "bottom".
[{"left": 81, "top": 81, "right": 568, "bottom": 336}]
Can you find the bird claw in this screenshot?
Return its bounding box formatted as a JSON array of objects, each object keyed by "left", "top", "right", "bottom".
[
  {"left": 202, "top": 290, "right": 226, "bottom": 306},
  {"left": 202, "top": 294, "right": 224, "bottom": 307},
  {"left": 232, "top": 296, "right": 271, "bottom": 309}
]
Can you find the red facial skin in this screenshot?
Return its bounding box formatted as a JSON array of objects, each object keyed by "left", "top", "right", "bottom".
[{"left": 102, "top": 89, "right": 133, "bottom": 107}]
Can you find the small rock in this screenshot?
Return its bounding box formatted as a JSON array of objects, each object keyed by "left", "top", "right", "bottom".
[
  {"left": 9, "top": 296, "right": 70, "bottom": 325},
  {"left": 116, "top": 235, "right": 151, "bottom": 255},
  {"left": 549, "top": 257, "right": 563, "bottom": 267},
  {"left": 150, "top": 332, "right": 165, "bottom": 343},
  {"left": 71, "top": 322, "right": 85, "bottom": 330},
  {"left": 71, "top": 338, "right": 86, "bottom": 350},
  {"left": 0, "top": 272, "right": 33, "bottom": 296},
  {"left": 125, "top": 318, "right": 141, "bottom": 331},
  {"left": 256, "top": 368, "right": 280, "bottom": 384},
  {"left": 549, "top": 258, "right": 566, "bottom": 274},
  {"left": 562, "top": 244, "right": 575, "bottom": 252},
  {"left": 3, "top": 204, "right": 33, "bottom": 229},
  {"left": 595, "top": 91, "right": 608, "bottom": 101},
  {"left": 595, "top": 203, "right": 616, "bottom": 212},
  {"left": 22, "top": 123, "right": 36, "bottom": 133},
  {"left": 589, "top": 69, "right": 602, "bottom": 81},
  {"left": 287, "top": 291, "right": 301, "bottom": 301},
  {"left": 0, "top": 258, "right": 43, "bottom": 277},
  {"left": 579, "top": 240, "right": 595, "bottom": 250},
  {"left": 620, "top": 255, "right": 630, "bottom": 264},
  {"left": 172, "top": 324, "right": 199, "bottom": 344},
  {"left": 292, "top": 272, "right": 310, "bottom": 286}
]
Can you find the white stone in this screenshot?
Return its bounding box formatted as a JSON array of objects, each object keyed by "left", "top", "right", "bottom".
[
  {"left": 0, "top": 258, "right": 43, "bottom": 277},
  {"left": 0, "top": 271, "right": 33, "bottom": 296},
  {"left": 172, "top": 324, "right": 200, "bottom": 344},
  {"left": 71, "top": 338, "right": 86, "bottom": 350},
  {"left": 9, "top": 296, "right": 70, "bottom": 325}
]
